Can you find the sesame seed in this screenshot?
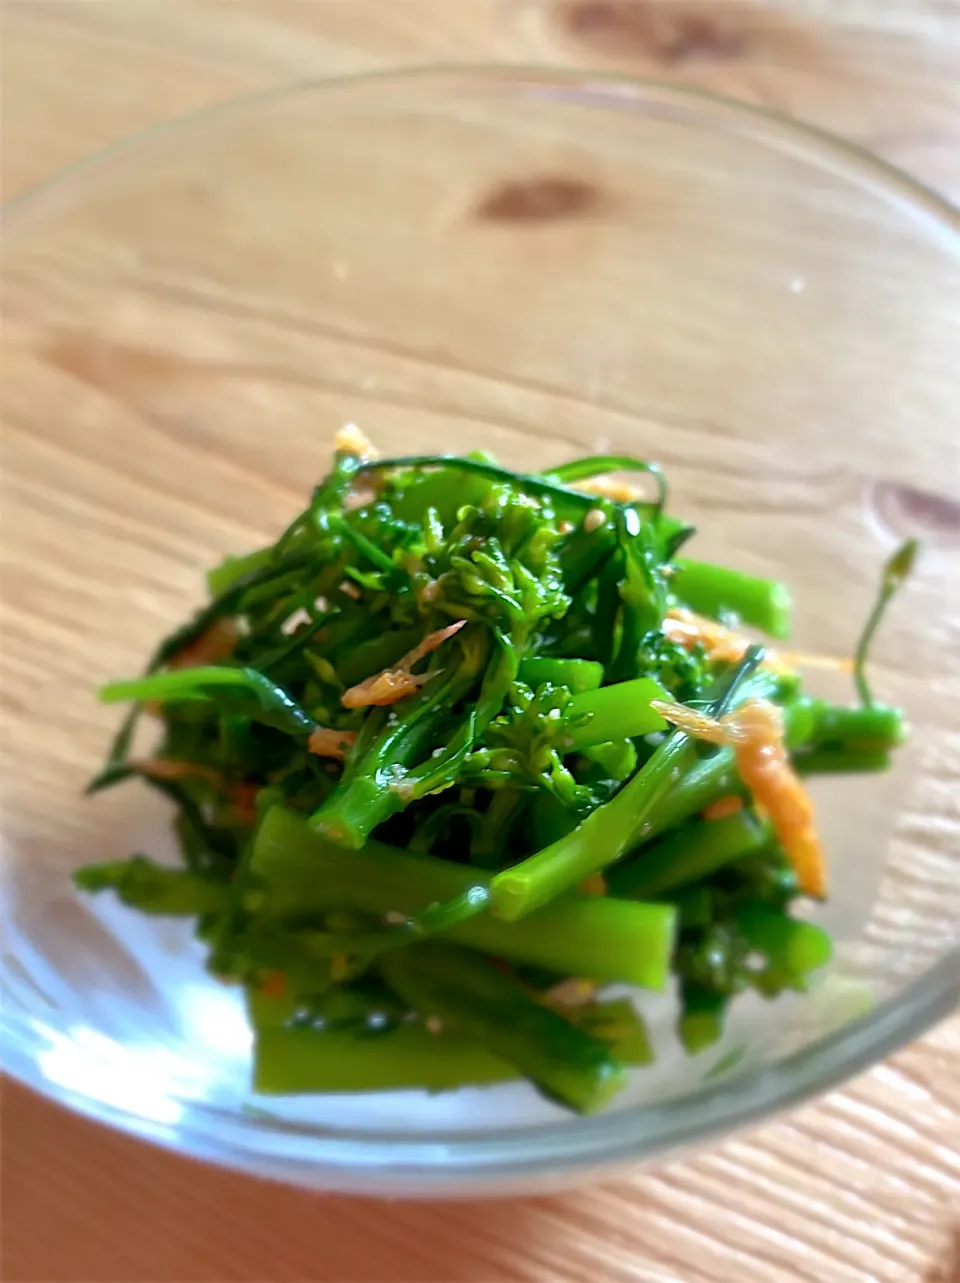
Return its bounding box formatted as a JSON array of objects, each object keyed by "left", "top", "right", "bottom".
[
  {"left": 583, "top": 508, "right": 606, "bottom": 533},
  {"left": 281, "top": 607, "right": 312, "bottom": 635},
  {"left": 425, "top": 1016, "right": 444, "bottom": 1035}
]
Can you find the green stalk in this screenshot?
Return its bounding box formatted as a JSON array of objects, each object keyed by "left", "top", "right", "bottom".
[
  {"left": 72, "top": 857, "right": 227, "bottom": 915},
  {"left": 808, "top": 701, "right": 907, "bottom": 750},
  {"left": 254, "top": 1022, "right": 518, "bottom": 1095},
  {"left": 328, "top": 513, "right": 397, "bottom": 575},
  {"left": 608, "top": 510, "right": 668, "bottom": 683},
  {"left": 470, "top": 789, "right": 528, "bottom": 869},
  {"left": 254, "top": 996, "right": 653, "bottom": 1095},
  {"left": 518, "top": 657, "right": 604, "bottom": 694},
  {"left": 564, "top": 677, "right": 669, "bottom": 750},
  {"left": 672, "top": 560, "right": 792, "bottom": 639},
  {"left": 253, "top": 805, "right": 480, "bottom": 914},
  {"left": 736, "top": 904, "right": 833, "bottom": 987},
  {"left": 489, "top": 730, "right": 690, "bottom": 921},
  {"left": 379, "top": 943, "right": 627, "bottom": 1113},
  {"left": 853, "top": 538, "right": 918, "bottom": 707},
  {"left": 795, "top": 748, "right": 892, "bottom": 775},
  {"left": 580, "top": 739, "right": 637, "bottom": 781},
  {"left": 631, "top": 673, "right": 798, "bottom": 844},
  {"left": 607, "top": 811, "right": 771, "bottom": 900},
  {"left": 639, "top": 751, "right": 741, "bottom": 840},
  {"left": 620, "top": 694, "right": 895, "bottom": 852},
  {"left": 679, "top": 985, "right": 727, "bottom": 1055},
  {"left": 575, "top": 999, "right": 653, "bottom": 1066},
  {"left": 252, "top": 807, "right": 676, "bottom": 988}
]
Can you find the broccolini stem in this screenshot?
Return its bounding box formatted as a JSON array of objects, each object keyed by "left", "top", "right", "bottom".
[
  {"left": 638, "top": 750, "right": 741, "bottom": 841},
  {"left": 608, "top": 509, "right": 668, "bottom": 682},
  {"left": 634, "top": 668, "right": 788, "bottom": 841},
  {"left": 517, "top": 657, "right": 604, "bottom": 694},
  {"left": 564, "top": 677, "right": 670, "bottom": 750},
  {"left": 853, "top": 538, "right": 919, "bottom": 707},
  {"left": 634, "top": 689, "right": 902, "bottom": 841},
  {"left": 379, "top": 942, "right": 627, "bottom": 1113},
  {"left": 254, "top": 1022, "right": 518, "bottom": 1095},
  {"left": 471, "top": 789, "right": 527, "bottom": 869},
  {"left": 735, "top": 904, "right": 833, "bottom": 987},
  {"left": 807, "top": 702, "right": 906, "bottom": 749},
  {"left": 794, "top": 748, "right": 892, "bottom": 775},
  {"left": 607, "top": 810, "right": 771, "bottom": 900},
  {"left": 679, "top": 985, "right": 727, "bottom": 1055},
  {"left": 73, "top": 857, "right": 227, "bottom": 915},
  {"left": 254, "top": 996, "right": 655, "bottom": 1095},
  {"left": 672, "top": 560, "right": 792, "bottom": 639},
  {"left": 489, "top": 729, "right": 692, "bottom": 921}
]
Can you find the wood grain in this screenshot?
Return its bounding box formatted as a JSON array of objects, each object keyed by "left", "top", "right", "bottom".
[
  {"left": 2, "top": 3, "right": 958, "bottom": 1282},
  {"left": 4, "top": 0, "right": 960, "bottom": 204}
]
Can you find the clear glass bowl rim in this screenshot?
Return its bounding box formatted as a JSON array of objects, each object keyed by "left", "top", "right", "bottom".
[{"left": 2, "top": 65, "right": 958, "bottom": 1194}]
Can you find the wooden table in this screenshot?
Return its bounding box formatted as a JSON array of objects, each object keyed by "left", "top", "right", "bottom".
[{"left": 2, "top": 3, "right": 958, "bottom": 1280}]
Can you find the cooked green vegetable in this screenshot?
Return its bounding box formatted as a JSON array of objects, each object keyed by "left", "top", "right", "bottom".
[{"left": 75, "top": 445, "right": 913, "bottom": 1113}]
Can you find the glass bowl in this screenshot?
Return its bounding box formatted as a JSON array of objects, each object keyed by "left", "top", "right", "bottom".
[{"left": 2, "top": 67, "right": 958, "bottom": 1198}]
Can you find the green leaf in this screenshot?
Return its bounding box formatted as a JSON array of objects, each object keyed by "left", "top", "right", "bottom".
[{"left": 100, "top": 666, "right": 318, "bottom": 739}]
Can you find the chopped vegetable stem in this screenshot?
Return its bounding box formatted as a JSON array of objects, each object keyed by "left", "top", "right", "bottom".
[
  {"left": 853, "top": 538, "right": 919, "bottom": 707},
  {"left": 564, "top": 677, "right": 669, "bottom": 749},
  {"left": 380, "top": 943, "right": 627, "bottom": 1113},
  {"left": 672, "top": 560, "right": 792, "bottom": 639}
]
